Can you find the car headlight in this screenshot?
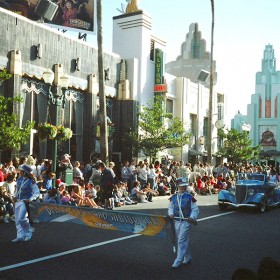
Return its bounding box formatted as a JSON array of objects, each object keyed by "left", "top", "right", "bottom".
[
  {"left": 248, "top": 189, "right": 254, "bottom": 196},
  {"left": 229, "top": 188, "right": 235, "bottom": 195}
]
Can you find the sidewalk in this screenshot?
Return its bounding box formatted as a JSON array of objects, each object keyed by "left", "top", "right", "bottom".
[{"left": 114, "top": 193, "right": 218, "bottom": 212}]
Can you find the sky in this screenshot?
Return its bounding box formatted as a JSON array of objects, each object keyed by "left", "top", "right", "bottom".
[{"left": 69, "top": 0, "right": 280, "bottom": 126}]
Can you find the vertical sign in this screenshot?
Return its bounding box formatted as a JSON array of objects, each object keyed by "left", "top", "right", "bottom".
[{"left": 154, "top": 48, "right": 166, "bottom": 96}]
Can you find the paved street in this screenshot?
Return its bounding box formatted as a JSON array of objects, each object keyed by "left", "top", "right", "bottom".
[{"left": 0, "top": 194, "right": 279, "bottom": 280}]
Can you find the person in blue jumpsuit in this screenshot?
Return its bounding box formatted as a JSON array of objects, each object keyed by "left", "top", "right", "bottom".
[
  {"left": 12, "top": 164, "right": 40, "bottom": 242},
  {"left": 168, "top": 177, "right": 199, "bottom": 268}
]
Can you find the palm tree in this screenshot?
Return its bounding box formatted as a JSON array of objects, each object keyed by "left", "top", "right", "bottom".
[
  {"left": 97, "top": 0, "right": 109, "bottom": 163},
  {"left": 207, "top": 0, "right": 215, "bottom": 164}
]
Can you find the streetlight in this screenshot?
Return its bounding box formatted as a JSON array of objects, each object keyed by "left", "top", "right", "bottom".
[
  {"left": 207, "top": 0, "right": 215, "bottom": 164},
  {"left": 42, "top": 68, "right": 70, "bottom": 183},
  {"left": 242, "top": 123, "right": 251, "bottom": 132}
]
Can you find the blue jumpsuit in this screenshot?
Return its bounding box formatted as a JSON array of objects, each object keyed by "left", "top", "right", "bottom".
[
  {"left": 168, "top": 192, "right": 199, "bottom": 267},
  {"left": 13, "top": 176, "right": 40, "bottom": 242}
]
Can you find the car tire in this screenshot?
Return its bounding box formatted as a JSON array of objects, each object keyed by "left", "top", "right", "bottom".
[
  {"left": 218, "top": 204, "right": 228, "bottom": 211},
  {"left": 258, "top": 197, "right": 266, "bottom": 213}
]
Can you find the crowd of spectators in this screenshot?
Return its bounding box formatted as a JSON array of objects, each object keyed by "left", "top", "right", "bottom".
[{"left": 1, "top": 153, "right": 279, "bottom": 223}]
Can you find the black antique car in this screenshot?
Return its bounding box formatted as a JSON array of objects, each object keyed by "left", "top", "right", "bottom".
[{"left": 218, "top": 173, "right": 280, "bottom": 213}]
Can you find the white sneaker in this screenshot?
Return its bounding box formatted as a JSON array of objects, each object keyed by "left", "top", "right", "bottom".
[
  {"left": 3, "top": 217, "right": 9, "bottom": 223},
  {"left": 183, "top": 258, "right": 192, "bottom": 265},
  {"left": 12, "top": 237, "right": 25, "bottom": 243},
  {"left": 141, "top": 200, "right": 148, "bottom": 203},
  {"left": 172, "top": 260, "right": 182, "bottom": 268},
  {"left": 24, "top": 232, "right": 32, "bottom": 242}
]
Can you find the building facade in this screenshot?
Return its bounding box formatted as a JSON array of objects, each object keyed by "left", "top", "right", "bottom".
[
  {"left": 0, "top": 7, "right": 222, "bottom": 165},
  {"left": 232, "top": 44, "right": 280, "bottom": 166}
]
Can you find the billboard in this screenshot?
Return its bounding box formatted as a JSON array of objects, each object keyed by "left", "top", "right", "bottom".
[{"left": 0, "top": 0, "right": 96, "bottom": 33}]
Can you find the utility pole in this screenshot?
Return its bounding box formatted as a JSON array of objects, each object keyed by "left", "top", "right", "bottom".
[
  {"left": 207, "top": 0, "right": 215, "bottom": 164},
  {"left": 97, "top": 0, "right": 109, "bottom": 163}
]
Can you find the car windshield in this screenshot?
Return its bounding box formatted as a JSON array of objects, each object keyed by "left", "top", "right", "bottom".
[{"left": 238, "top": 173, "right": 265, "bottom": 182}]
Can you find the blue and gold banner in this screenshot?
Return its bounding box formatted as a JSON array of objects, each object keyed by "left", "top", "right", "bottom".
[{"left": 30, "top": 203, "right": 170, "bottom": 239}]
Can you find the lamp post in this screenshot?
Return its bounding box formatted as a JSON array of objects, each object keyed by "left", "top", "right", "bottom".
[
  {"left": 242, "top": 123, "right": 251, "bottom": 132},
  {"left": 42, "top": 69, "right": 69, "bottom": 183},
  {"left": 207, "top": 0, "right": 215, "bottom": 164}
]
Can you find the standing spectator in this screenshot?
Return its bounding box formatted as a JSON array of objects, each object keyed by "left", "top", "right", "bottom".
[
  {"left": 26, "top": 155, "right": 37, "bottom": 178},
  {"left": 138, "top": 163, "right": 148, "bottom": 189},
  {"left": 12, "top": 164, "right": 40, "bottom": 242},
  {"left": 88, "top": 162, "right": 102, "bottom": 187},
  {"left": 99, "top": 162, "right": 114, "bottom": 209},
  {"left": 73, "top": 160, "right": 84, "bottom": 183},
  {"left": 108, "top": 161, "right": 117, "bottom": 182},
  {"left": 176, "top": 161, "right": 188, "bottom": 179},
  {"left": 57, "top": 154, "right": 73, "bottom": 180},
  {"left": 3, "top": 160, "right": 16, "bottom": 180},
  {"left": 129, "top": 160, "right": 138, "bottom": 184},
  {"left": 3, "top": 174, "right": 16, "bottom": 198},
  {"left": 121, "top": 161, "right": 131, "bottom": 185},
  {"left": 168, "top": 177, "right": 199, "bottom": 268},
  {"left": 147, "top": 163, "right": 157, "bottom": 190}
]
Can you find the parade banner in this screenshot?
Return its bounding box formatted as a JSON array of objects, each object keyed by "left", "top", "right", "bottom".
[{"left": 30, "top": 203, "right": 171, "bottom": 239}]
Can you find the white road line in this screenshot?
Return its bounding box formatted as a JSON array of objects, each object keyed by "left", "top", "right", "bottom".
[
  {"left": 197, "top": 211, "right": 235, "bottom": 222},
  {"left": 0, "top": 211, "right": 235, "bottom": 272},
  {"left": 0, "top": 234, "right": 141, "bottom": 272}
]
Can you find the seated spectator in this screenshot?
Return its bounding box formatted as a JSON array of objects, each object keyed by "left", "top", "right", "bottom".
[
  {"left": 141, "top": 182, "right": 159, "bottom": 202},
  {"left": 43, "top": 170, "right": 55, "bottom": 190},
  {"left": 155, "top": 175, "right": 170, "bottom": 195},
  {"left": 187, "top": 182, "right": 197, "bottom": 197},
  {"left": 117, "top": 181, "right": 136, "bottom": 205},
  {"left": 85, "top": 183, "right": 102, "bottom": 208},
  {"left": 58, "top": 182, "right": 67, "bottom": 197},
  {"left": 196, "top": 175, "right": 208, "bottom": 195},
  {"left": 43, "top": 188, "right": 62, "bottom": 204},
  {"left": 0, "top": 185, "right": 14, "bottom": 223},
  {"left": 71, "top": 184, "right": 99, "bottom": 208},
  {"left": 61, "top": 190, "right": 77, "bottom": 206},
  {"left": 130, "top": 181, "right": 148, "bottom": 203},
  {"left": 112, "top": 185, "right": 124, "bottom": 207}
]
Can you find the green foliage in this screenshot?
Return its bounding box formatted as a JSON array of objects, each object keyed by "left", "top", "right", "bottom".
[
  {"left": 56, "top": 125, "right": 73, "bottom": 141},
  {"left": 130, "top": 95, "right": 191, "bottom": 160},
  {"left": 38, "top": 123, "right": 57, "bottom": 141},
  {"left": 0, "top": 68, "right": 12, "bottom": 84},
  {"left": 217, "top": 128, "right": 260, "bottom": 164},
  {"left": 38, "top": 123, "right": 73, "bottom": 141},
  {"left": 0, "top": 96, "right": 35, "bottom": 151}
]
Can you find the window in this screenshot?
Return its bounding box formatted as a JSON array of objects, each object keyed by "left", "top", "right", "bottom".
[{"left": 166, "top": 99, "right": 173, "bottom": 115}]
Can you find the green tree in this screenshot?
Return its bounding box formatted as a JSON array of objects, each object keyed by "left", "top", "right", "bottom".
[
  {"left": 0, "top": 68, "right": 12, "bottom": 85},
  {"left": 0, "top": 96, "right": 34, "bottom": 151},
  {"left": 130, "top": 96, "right": 191, "bottom": 161},
  {"left": 217, "top": 128, "right": 260, "bottom": 164},
  {"left": 0, "top": 69, "right": 34, "bottom": 151}
]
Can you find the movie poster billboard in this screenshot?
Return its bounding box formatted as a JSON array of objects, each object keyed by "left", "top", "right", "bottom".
[{"left": 0, "top": 0, "right": 96, "bottom": 34}]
